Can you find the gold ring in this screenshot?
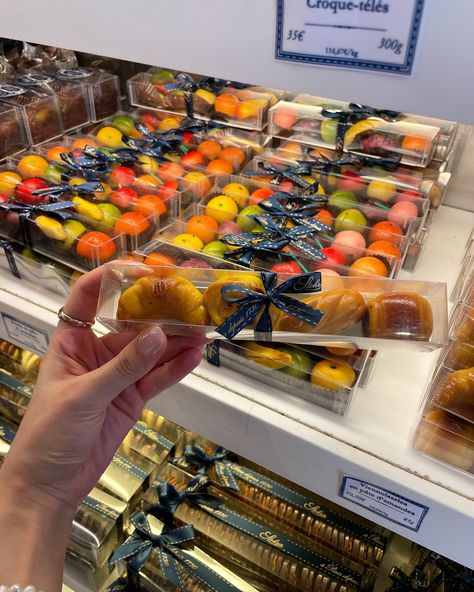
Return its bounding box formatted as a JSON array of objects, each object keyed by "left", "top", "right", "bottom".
[{"left": 58, "top": 306, "right": 95, "bottom": 328}]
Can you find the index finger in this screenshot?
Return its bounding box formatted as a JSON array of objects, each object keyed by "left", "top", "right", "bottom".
[{"left": 59, "top": 265, "right": 107, "bottom": 326}]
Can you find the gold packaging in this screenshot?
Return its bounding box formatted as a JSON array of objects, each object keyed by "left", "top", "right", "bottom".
[
  {"left": 140, "top": 410, "right": 187, "bottom": 456},
  {"left": 143, "top": 465, "right": 363, "bottom": 592},
  {"left": 69, "top": 487, "right": 127, "bottom": 568},
  {"left": 97, "top": 448, "right": 154, "bottom": 512},
  {"left": 0, "top": 369, "right": 32, "bottom": 425},
  {"left": 64, "top": 552, "right": 124, "bottom": 592},
  {"left": 125, "top": 514, "right": 260, "bottom": 592},
  {"left": 174, "top": 438, "right": 387, "bottom": 568},
  {"left": 0, "top": 340, "right": 41, "bottom": 383}
]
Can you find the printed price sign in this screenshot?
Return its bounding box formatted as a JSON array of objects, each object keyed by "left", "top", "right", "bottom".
[
  {"left": 1, "top": 313, "right": 49, "bottom": 355},
  {"left": 276, "top": 0, "right": 425, "bottom": 74},
  {"left": 339, "top": 477, "right": 429, "bottom": 531}
]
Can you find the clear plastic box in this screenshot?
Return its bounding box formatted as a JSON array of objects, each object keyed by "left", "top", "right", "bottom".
[
  {"left": 52, "top": 67, "right": 121, "bottom": 122},
  {"left": 449, "top": 301, "right": 474, "bottom": 345},
  {"left": 268, "top": 100, "right": 441, "bottom": 167},
  {"left": 423, "top": 364, "right": 474, "bottom": 424},
  {"left": 0, "top": 82, "right": 63, "bottom": 145},
  {"left": 0, "top": 103, "right": 28, "bottom": 159},
  {"left": 205, "top": 340, "right": 368, "bottom": 416},
  {"left": 16, "top": 70, "right": 90, "bottom": 132},
  {"left": 440, "top": 340, "right": 474, "bottom": 372},
  {"left": 97, "top": 262, "right": 448, "bottom": 351},
  {"left": 293, "top": 94, "right": 458, "bottom": 162}
]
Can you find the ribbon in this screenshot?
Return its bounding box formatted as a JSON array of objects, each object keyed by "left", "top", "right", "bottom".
[
  {"left": 259, "top": 195, "right": 331, "bottom": 232},
  {"left": 214, "top": 270, "right": 324, "bottom": 340},
  {"left": 31, "top": 181, "right": 103, "bottom": 199},
  {"left": 163, "top": 73, "right": 222, "bottom": 118},
  {"left": 387, "top": 566, "right": 427, "bottom": 591},
  {"left": 105, "top": 578, "right": 130, "bottom": 592},
  {"left": 80, "top": 145, "right": 137, "bottom": 168},
  {"left": 171, "top": 117, "right": 223, "bottom": 135},
  {"left": 321, "top": 103, "right": 400, "bottom": 154},
  {"left": 430, "top": 554, "right": 474, "bottom": 590},
  {"left": 0, "top": 201, "right": 74, "bottom": 247},
  {"left": 179, "top": 445, "right": 239, "bottom": 490},
  {"left": 221, "top": 216, "right": 326, "bottom": 267},
  {"left": 50, "top": 152, "right": 105, "bottom": 182},
  {"left": 247, "top": 160, "right": 314, "bottom": 191},
  {"left": 0, "top": 240, "right": 20, "bottom": 278}
]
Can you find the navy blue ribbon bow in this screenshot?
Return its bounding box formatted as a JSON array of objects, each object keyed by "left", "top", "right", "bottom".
[
  {"left": 215, "top": 270, "right": 324, "bottom": 340},
  {"left": 222, "top": 215, "right": 326, "bottom": 267},
  {"left": 50, "top": 152, "right": 105, "bottom": 181},
  {"left": 180, "top": 445, "right": 239, "bottom": 490},
  {"left": 172, "top": 117, "right": 223, "bottom": 135},
  {"left": 0, "top": 201, "right": 74, "bottom": 247},
  {"left": 259, "top": 195, "right": 331, "bottom": 233},
  {"left": 31, "top": 181, "right": 103, "bottom": 199},
  {"left": 0, "top": 240, "right": 20, "bottom": 278},
  {"left": 163, "top": 73, "right": 222, "bottom": 118},
  {"left": 80, "top": 145, "right": 137, "bottom": 168},
  {"left": 247, "top": 160, "right": 314, "bottom": 190}
]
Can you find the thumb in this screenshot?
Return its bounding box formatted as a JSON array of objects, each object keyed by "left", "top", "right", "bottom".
[{"left": 87, "top": 326, "right": 167, "bottom": 403}]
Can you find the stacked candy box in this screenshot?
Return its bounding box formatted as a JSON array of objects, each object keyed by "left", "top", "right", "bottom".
[
  {"left": 292, "top": 94, "right": 458, "bottom": 164},
  {"left": 97, "top": 262, "right": 448, "bottom": 352},
  {"left": 128, "top": 67, "right": 286, "bottom": 131},
  {"left": 268, "top": 100, "right": 441, "bottom": 168},
  {"left": 45, "top": 65, "right": 121, "bottom": 122},
  {"left": 16, "top": 69, "right": 90, "bottom": 132},
  {"left": 0, "top": 102, "right": 28, "bottom": 159},
  {"left": 0, "top": 79, "right": 63, "bottom": 145},
  {"left": 241, "top": 150, "right": 431, "bottom": 239},
  {"left": 205, "top": 340, "right": 369, "bottom": 416},
  {"left": 161, "top": 200, "right": 404, "bottom": 280},
  {"left": 143, "top": 465, "right": 370, "bottom": 592},
  {"left": 0, "top": 240, "right": 78, "bottom": 296}
]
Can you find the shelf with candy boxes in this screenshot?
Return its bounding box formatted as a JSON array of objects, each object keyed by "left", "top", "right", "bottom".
[
  {"left": 169, "top": 436, "right": 390, "bottom": 569},
  {"left": 261, "top": 143, "right": 451, "bottom": 224},
  {"left": 0, "top": 102, "right": 29, "bottom": 160},
  {"left": 140, "top": 464, "right": 373, "bottom": 592},
  {"left": 127, "top": 67, "right": 289, "bottom": 131},
  {"left": 0, "top": 340, "right": 41, "bottom": 383},
  {"left": 97, "top": 262, "right": 448, "bottom": 352},
  {"left": 0, "top": 79, "right": 63, "bottom": 146},
  {"left": 0, "top": 239, "right": 79, "bottom": 296},
  {"left": 163, "top": 188, "right": 409, "bottom": 280},
  {"left": 204, "top": 340, "right": 369, "bottom": 416},
  {"left": 291, "top": 94, "right": 458, "bottom": 166},
  {"left": 268, "top": 100, "right": 442, "bottom": 169},
  {"left": 14, "top": 69, "right": 91, "bottom": 132}
]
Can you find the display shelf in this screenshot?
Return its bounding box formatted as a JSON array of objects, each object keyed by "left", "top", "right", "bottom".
[{"left": 1, "top": 205, "right": 473, "bottom": 568}]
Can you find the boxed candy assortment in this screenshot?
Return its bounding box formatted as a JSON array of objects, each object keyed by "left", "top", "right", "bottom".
[
  {"left": 0, "top": 340, "right": 41, "bottom": 383},
  {"left": 16, "top": 70, "right": 90, "bottom": 132},
  {"left": 143, "top": 466, "right": 367, "bottom": 592},
  {"left": 70, "top": 486, "right": 127, "bottom": 568},
  {"left": 422, "top": 364, "right": 473, "bottom": 424},
  {"left": 111, "top": 512, "right": 261, "bottom": 592},
  {"left": 172, "top": 439, "right": 388, "bottom": 567},
  {"left": 0, "top": 102, "right": 28, "bottom": 159},
  {"left": 0, "top": 370, "right": 32, "bottom": 425},
  {"left": 205, "top": 340, "right": 369, "bottom": 416},
  {"left": 0, "top": 81, "right": 63, "bottom": 145},
  {"left": 64, "top": 552, "right": 123, "bottom": 592},
  {"left": 449, "top": 300, "right": 474, "bottom": 345},
  {"left": 128, "top": 67, "right": 285, "bottom": 131},
  {"left": 268, "top": 101, "right": 441, "bottom": 168},
  {"left": 292, "top": 94, "right": 458, "bottom": 163},
  {"left": 97, "top": 262, "right": 448, "bottom": 352}
]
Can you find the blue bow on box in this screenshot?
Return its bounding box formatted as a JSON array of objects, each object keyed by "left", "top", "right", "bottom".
[
  {"left": 246, "top": 160, "right": 314, "bottom": 191},
  {"left": 306, "top": 151, "right": 401, "bottom": 173},
  {"left": 80, "top": 145, "right": 137, "bottom": 168},
  {"left": 109, "top": 511, "right": 242, "bottom": 592},
  {"left": 0, "top": 201, "right": 74, "bottom": 248},
  {"left": 31, "top": 181, "right": 103, "bottom": 200},
  {"left": 221, "top": 215, "right": 326, "bottom": 267},
  {"left": 172, "top": 117, "right": 223, "bottom": 135},
  {"left": 50, "top": 152, "right": 105, "bottom": 182},
  {"left": 259, "top": 195, "right": 331, "bottom": 233},
  {"left": 178, "top": 444, "right": 239, "bottom": 491},
  {"left": 163, "top": 73, "right": 224, "bottom": 118},
  {"left": 214, "top": 270, "right": 324, "bottom": 340}
]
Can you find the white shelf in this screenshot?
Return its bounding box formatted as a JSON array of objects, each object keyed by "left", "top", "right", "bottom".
[{"left": 0, "top": 205, "right": 473, "bottom": 567}]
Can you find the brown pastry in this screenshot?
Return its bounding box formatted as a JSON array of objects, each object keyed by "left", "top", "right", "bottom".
[
  {"left": 273, "top": 289, "right": 365, "bottom": 334},
  {"left": 436, "top": 367, "right": 474, "bottom": 422},
  {"left": 204, "top": 274, "right": 265, "bottom": 326},
  {"left": 414, "top": 409, "right": 474, "bottom": 472},
  {"left": 452, "top": 306, "right": 474, "bottom": 344},
  {"left": 364, "top": 292, "right": 433, "bottom": 341},
  {"left": 117, "top": 274, "right": 210, "bottom": 325},
  {"left": 443, "top": 341, "right": 474, "bottom": 370}
]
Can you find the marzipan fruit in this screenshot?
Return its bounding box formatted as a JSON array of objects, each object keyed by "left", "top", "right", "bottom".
[
  {"left": 244, "top": 342, "right": 293, "bottom": 369},
  {"left": 204, "top": 274, "right": 265, "bottom": 326}
]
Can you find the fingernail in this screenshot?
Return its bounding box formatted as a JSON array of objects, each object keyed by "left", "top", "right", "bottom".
[{"left": 138, "top": 326, "right": 165, "bottom": 357}]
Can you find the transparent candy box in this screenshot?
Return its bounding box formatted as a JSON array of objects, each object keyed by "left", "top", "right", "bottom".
[
  {"left": 0, "top": 103, "right": 28, "bottom": 159},
  {"left": 97, "top": 262, "right": 448, "bottom": 351},
  {"left": 422, "top": 363, "right": 474, "bottom": 424},
  {"left": 268, "top": 100, "right": 441, "bottom": 168},
  {"left": 206, "top": 340, "right": 369, "bottom": 416}
]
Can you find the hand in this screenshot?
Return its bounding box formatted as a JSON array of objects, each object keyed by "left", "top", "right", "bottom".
[{"left": 0, "top": 265, "right": 207, "bottom": 510}]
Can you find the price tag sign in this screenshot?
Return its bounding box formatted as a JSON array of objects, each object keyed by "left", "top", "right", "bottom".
[
  {"left": 339, "top": 477, "right": 429, "bottom": 531},
  {"left": 1, "top": 313, "right": 49, "bottom": 355},
  {"left": 275, "top": 0, "right": 425, "bottom": 75}
]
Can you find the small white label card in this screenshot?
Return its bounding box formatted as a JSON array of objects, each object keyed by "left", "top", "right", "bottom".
[
  {"left": 1, "top": 313, "right": 49, "bottom": 355},
  {"left": 339, "top": 476, "right": 429, "bottom": 531},
  {"left": 276, "top": 0, "right": 425, "bottom": 74}
]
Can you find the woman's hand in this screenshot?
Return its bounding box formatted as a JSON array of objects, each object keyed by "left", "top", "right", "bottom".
[{"left": 1, "top": 265, "right": 207, "bottom": 509}]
